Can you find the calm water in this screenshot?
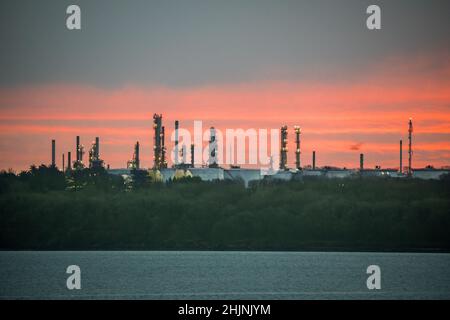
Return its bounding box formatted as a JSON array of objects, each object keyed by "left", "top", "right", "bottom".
[{"left": 0, "top": 251, "right": 449, "bottom": 299}]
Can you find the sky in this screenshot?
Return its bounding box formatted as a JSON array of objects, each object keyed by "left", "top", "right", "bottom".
[{"left": 0, "top": 0, "right": 449, "bottom": 170}]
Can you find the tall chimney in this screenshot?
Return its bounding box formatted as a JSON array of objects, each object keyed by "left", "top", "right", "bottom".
[
  {"left": 67, "top": 152, "right": 72, "bottom": 171},
  {"left": 135, "top": 141, "right": 140, "bottom": 170},
  {"left": 408, "top": 119, "right": 413, "bottom": 176},
  {"left": 174, "top": 120, "right": 179, "bottom": 166},
  {"left": 191, "top": 144, "right": 195, "bottom": 168},
  {"left": 360, "top": 153, "right": 364, "bottom": 171},
  {"left": 312, "top": 151, "right": 316, "bottom": 170},
  {"left": 51, "top": 139, "right": 56, "bottom": 167},
  {"left": 62, "top": 153, "right": 65, "bottom": 172},
  {"left": 399, "top": 139, "right": 403, "bottom": 173},
  {"left": 294, "top": 126, "right": 301, "bottom": 170}
]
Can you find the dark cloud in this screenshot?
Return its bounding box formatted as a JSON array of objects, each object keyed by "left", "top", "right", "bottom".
[
  {"left": 0, "top": 0, "right": 449, "bottom": 88},
  {"left": 350, "top": 142, "right": 364, "bottom": 151}
]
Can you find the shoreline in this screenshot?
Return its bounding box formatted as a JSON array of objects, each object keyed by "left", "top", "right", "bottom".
[{"left": 2, "top": 247, "right": 450, "bottom": 253}]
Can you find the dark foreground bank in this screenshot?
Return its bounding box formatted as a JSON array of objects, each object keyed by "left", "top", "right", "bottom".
[{"left": 1, "top": 167, "right": 449, "bottom": 251}]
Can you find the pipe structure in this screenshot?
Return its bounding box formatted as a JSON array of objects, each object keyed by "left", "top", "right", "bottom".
[
  {"left": 280, "top": 126, "right": 288, "bottom": 170},
  {"left": 135, "top": 141, "right": 140, "bottom": 170},
  {"left": 89, "top": 137, "right": 104, "bottom": 169},
  {"left": 127, "top": 141, "right": 140, "bottom": 170},
  {"left": 294, "top": 126, "right": 301, "bottom": 170},
  {"left": 79, "top": 144, "right": 84, "bottom": 163},
  {"left": 67, "top": 152, "right": 72, "bottom": 171},
  {"left": 95, "top": 137, "right": 99, "bottom": 158},
  {"left": 153, "top": 114, "right": 163, "bottom": 169},
  {"left": 89, "top": 141, "right": 95, "bottom": 168},
  {"left": 74, "top": 135, "right": 85, "bottom": 169},
  {"left": 408, "top": 118, "right": 413, "bottom": 176},
  {"left": 76, "top": 136, "right": 80, "bottom": 161},
  {"left": 161, "top": 126, "right": 167, "bottom": 168}
]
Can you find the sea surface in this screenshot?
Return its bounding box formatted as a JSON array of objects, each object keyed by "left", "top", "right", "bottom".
[{"left": 0, "top": 251, "right": 449, "bottom": 299}]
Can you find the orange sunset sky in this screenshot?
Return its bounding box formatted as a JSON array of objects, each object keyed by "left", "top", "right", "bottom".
[
  {"left": 1, "top": 52, "right": 449, "bottom": 171},
  {"left": 0, "top": 1, "right": 449, "bottom": 171}
]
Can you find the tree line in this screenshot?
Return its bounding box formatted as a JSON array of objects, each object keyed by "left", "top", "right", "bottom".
[{"left": 0, "top": 165, "right": 449, "bottom": 251}]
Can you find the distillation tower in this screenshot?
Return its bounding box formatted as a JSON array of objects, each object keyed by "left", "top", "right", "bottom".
[
  {"left": 280, "top": 126, "right": 288, "bottom": 170},
  {"left": 408, "top": 118, "right": 413, "bottom": 176},
  {"left": 127, "top": 141, "right": 140, "bottom": 170},
  {"left": 88, "top": 137, "right": 104, "bottom": 169},
  {"left": 153, "top": 114, "right": 167, "bottom": 169},
  {"left": 294, "top": 126, "right": 301, "bottom": 170},
  {"left": 208, "top": 127, "right": 219, "bottom": 168}
]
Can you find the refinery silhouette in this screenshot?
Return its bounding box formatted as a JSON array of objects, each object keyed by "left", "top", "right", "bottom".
[{"left": 45, "top": 115, "right": 449, "bottom": 185}]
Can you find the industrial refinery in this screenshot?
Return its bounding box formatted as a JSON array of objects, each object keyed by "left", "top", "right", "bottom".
[{"left": 48, "top": 115, "right": 450, "bottom": 187}]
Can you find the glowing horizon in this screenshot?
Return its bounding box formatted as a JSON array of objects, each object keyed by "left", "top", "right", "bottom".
[
  {"left": 1, "top": 54, "right": 449, "bottom": 171},
  {"left": 1, "top": 1, "right": 449, "bottom": 172}
]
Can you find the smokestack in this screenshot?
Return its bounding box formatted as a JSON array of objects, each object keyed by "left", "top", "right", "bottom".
[
  {"left": 62, "top": 153, "right": 65, "bottom": 172},
  {"left": 67, "top": 152, "right": 72, "bottom": 171},
  {"left": 360, "top": 153, "right": 364, "bottom": 171},
  {"left": 191, "top": 144, "right": 195, "bottom": 168},
  {"left": 312, "top": 151, "right": 316, "bottom": 170},
  {"left": 174, "top": 120, "right": 179, "bottom": 166},
  {"left": 51, "top": 139, "right": 56, "bottom": 167},
  {"left": 135, "top": 141, "right": 140, "bottom": 170},
  {"left": 280, "top": 126, "right": 288, "bottom": 170},
  {"left": 399, "top": 140, "right": 403, "bottom": 173},
  {"left": 408, "top": 118, "right": 413, "bottom": 176},
  {"left": 76, "top": 136, "right": 80, "bottom": 161},
  {"left": 294, "top": 126, "right": 301, "bottom": 170}
]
